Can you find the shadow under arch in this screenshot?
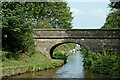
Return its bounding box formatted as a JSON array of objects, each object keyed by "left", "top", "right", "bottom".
[{"left": 50, "top": 42, "right": 88, "bottom": 59}]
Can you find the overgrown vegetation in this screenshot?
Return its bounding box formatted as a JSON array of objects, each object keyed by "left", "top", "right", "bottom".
[
  {"left": 81, "top": 46, "right": 120, "bottom": 78},
  {"left": 80, "top": 46, "right": 88, "bottom": 54},
  {"left": 2, "top": 2, "right": 35, "bottom": 53},
  {"left": 2, "top": 51, "right": 63, "bottom": 68},
  {"left": 53, "top": 50, "right": 68, "bottom": 60},
  {"left": 53, "top": 43, "right": 76, "bottom": 59}
]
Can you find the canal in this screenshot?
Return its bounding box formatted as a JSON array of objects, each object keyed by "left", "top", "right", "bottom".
[{"left": 10, "top": 51, "right": 109, "bottom": 78}]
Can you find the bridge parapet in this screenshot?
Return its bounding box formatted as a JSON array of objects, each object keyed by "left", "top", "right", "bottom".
[{"left": 33, "top": 29, "right": 120, "bottom": 39}]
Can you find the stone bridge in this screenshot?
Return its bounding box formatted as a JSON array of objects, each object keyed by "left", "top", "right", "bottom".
[{"left": 33, "top": 29, "right": 120, "bottom": 58}]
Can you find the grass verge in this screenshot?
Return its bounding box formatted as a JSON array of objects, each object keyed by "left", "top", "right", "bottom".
[{"left": 1, "top": 51, "right": 64, "bottom": 77}]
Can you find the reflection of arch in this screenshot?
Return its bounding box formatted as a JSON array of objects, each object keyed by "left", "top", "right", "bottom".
[{"left": 50, "top": 42, "right": 88, "bottom": 59}]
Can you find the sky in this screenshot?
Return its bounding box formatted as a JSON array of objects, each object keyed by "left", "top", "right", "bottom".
[{"left": 66, "top": 1, "right": 111, "bottom": 29}]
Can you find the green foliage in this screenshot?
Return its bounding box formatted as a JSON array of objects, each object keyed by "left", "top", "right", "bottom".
[
  {"left": 83, "top": 50, "right": 120, "bottom": 78},
  {"left": 102, "top": 9, "right": 120, "bottom": 29},
  {"left": 2, "top": 2, "right": 35, "bottom": 53},
  {"left": 2, "top": 50, "right": 35, "bottom": 61},
  {"left": 54, "top": 43, "right": 76, "bottom": 52},
  {"left": 2, "top": 51, "right": 64, "bottom": 76},
  {"left": 53, "top": 43, "right": 76, "bottom": 57},
  {"left": 53, "top": 43, "right": 76, "bottom": 60},
  {"left": 2, "top": 51, "right": 52, "bottom": 67},
  {"left": 53, "top": 50, "right": 68, "bottom": 60},
  {"left": 80, "top": 45, "right": 88, "bottom": 55},
  {"left": 66, "top": 43, "right": 76, "bottom": 50},
  {"left": 102, "top": 1, "right": 120, "bottom": 29},
  {"left": 109, "top": 1, "right": 120, "bottom": 10},
  {"left": 24, "top": 2, "right": 73, "bottom": 29},
  {"left": 49, "top": 2, "right": 73, "bottom": 29}
]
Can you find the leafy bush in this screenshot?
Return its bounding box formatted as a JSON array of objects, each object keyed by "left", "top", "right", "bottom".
[
  {"left": 83, "top": 49, "right": 120, "bottom": 78},
  {"left": 53, "top": 50, "right": 68, "bottom": 60},
  {"left": 80, "top": 45, "right": 88, "bottom": 54}
]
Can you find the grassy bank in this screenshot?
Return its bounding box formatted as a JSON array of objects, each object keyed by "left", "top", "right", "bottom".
[
  {"left": 81, "top": 46, "right": 120, "bottom": 78},
  {"left": 1, "top": 43, "right": 76, "bottom": 77},
  {"left": 1, "top": 51, "right": 64, "bottom": 77}
]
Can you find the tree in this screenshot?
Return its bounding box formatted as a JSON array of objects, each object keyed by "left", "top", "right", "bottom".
[
  {"left": 24, "top": 2, "right": 46, "bottom": 28},
  {"left": 109, "top": 1, "right": 120, "bottom": 10},
  {"left": 102, "top": 1, "right": 120, "bottom": 29},
  {"left": 2, "top": 2, "right": 35, "bottom": 52},
  {"left": 24, "top": 2, "right": 73, "bottom": 29},
  {"left": 48, "top": 2, "right": 73, "bottom": 29},
  {"left": 35, "top": 2, "right": 73, "bottom": 29}
]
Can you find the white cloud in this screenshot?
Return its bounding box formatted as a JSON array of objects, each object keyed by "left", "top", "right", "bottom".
[
  {"left": 70, "top": 8, "right": 84, "bottom": 15},
  {"left": 89, "top": 8, "right": 108, "bottom": 19}
]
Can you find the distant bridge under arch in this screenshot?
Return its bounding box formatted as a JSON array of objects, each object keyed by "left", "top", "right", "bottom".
[{"left": 33, "top": 29, "right": 120, "bottom": 58}]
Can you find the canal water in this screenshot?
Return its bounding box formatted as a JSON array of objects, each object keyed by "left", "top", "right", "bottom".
[{"left": 11, "top": 51, "right": 109, "bottom": 78}]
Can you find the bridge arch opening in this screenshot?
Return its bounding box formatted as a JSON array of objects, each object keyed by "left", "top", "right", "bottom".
[{"left": 50, "top": 42, "right": 88, "bottom": 59}]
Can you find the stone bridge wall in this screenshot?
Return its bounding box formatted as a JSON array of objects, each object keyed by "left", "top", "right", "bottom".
[{"left": 33, "top": 29, "right": 120, "bottom": 58}]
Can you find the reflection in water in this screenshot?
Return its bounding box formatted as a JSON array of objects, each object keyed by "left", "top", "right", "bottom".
[
  {"left": 11, "top": 51, "right": 109, "bottom": 78},
  {"left": 55, "top": 52, "right": 84, "bottom": 78}
]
